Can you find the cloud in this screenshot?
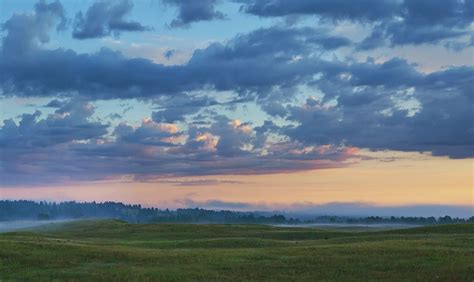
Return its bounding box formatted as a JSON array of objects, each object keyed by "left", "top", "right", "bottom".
[
  {"left": 0, "top": 1, "right": 472, "bottom": 187},
  {"left": 0, "top": 4, "right": 350, "bottom": 102},
  {"left": 44, "top": 99, "right": 67, "bottom": 108},
  {"left": 1, "top": 0, "right": 66, "bottom": 55},
  {"left": 163, "top": 0, "right": 225, "bottom": 28},
  {"left": 72, "top": 0, "right": 150, "bottom": 39},
  {"left": 0, "top": 100, "right": 109, "bottom": 186},
  {"left": 1, "top": 5, "right": 472, "bottom": 160},
  {"left": 363, "top": 0, "right": 473, "bottom": 48},
  {"left": 0, "top": 109, "right": 356, "bottom": 186},
  {"left": 0, "top": 100, "right": 107, "bottom": 149},
  {"left": 164, "top": 49, "right": 176, "bottom": 59},
  {"left": 284, "top": 59, "right": 474, "bottom": 158},
  {"left": 152, "top": 96, "right": 220, "bottom": 123},
  {"left": 239, "top": 0, "right": 474, "bottom": 48},
  {"left": 114, "top": 118, "right": 183, "bottom": 146},
  {"left": 0, "top": 23, "right": 348, "bottom": 100},
  {"left": 238, "top": 0, "right": 399, "bottom": 22}
]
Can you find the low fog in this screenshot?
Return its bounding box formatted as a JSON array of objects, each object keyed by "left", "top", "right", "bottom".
[{"left": 0, "top": 220, "right": 74, "bottom": 233}]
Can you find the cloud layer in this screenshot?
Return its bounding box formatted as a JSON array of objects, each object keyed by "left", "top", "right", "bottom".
[
  {"left": 240, "top": 0, "right": 474, "bottom": 48},
  {"left": 0, "top": 0, "right": 472, "bottom": 186}
]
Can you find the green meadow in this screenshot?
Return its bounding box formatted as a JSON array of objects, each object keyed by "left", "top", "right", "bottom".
[{"left": 0, "top": 220, "right": 473, "bottom": 281}]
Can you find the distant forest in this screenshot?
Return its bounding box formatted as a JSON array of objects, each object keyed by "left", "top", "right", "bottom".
[{"left": 1, "top": 200, "right": 472, "bottom": 225}]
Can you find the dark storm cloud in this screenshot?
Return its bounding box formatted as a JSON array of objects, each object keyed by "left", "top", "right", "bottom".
[
  {"left": 72, "top": 0, "right": 150, "bottom": 39},
  {"left": 163, "top": 0, "right": 225, "bottom": 28},
  {"left": 240, "top": 0, "right": 474, "bottom": 48}
]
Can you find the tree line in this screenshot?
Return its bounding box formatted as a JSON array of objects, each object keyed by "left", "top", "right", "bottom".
[{"left": 0, "top": 200, "right": 472, "bottom": 225}]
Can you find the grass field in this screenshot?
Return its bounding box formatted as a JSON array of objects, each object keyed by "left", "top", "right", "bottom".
[{"left": 0, "top": 220, "right": 473, "bottom": 281}]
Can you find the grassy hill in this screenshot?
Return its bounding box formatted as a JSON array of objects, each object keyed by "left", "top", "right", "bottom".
[{"left": 0, "top": 220, "right": 473, "bottom": 281}]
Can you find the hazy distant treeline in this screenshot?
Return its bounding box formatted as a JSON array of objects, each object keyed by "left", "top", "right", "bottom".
[
  {"left": 0, "top": 200, "right": 287, "bottom": 224},
  {"left": 1, "top": 200, "right": 472, "bottom": 225}
]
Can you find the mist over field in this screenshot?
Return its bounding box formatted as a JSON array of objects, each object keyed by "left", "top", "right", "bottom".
[
  {"left": 0, "top": 220, "right": 75, "bottom": 233},
  {"left": 1, "top": 200, "right": 472, "bottom": 229}
]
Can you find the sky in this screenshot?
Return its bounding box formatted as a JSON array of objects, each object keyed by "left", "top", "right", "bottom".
[{"left": 0, "top": 0, "right": 473, "bottom": 217}]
